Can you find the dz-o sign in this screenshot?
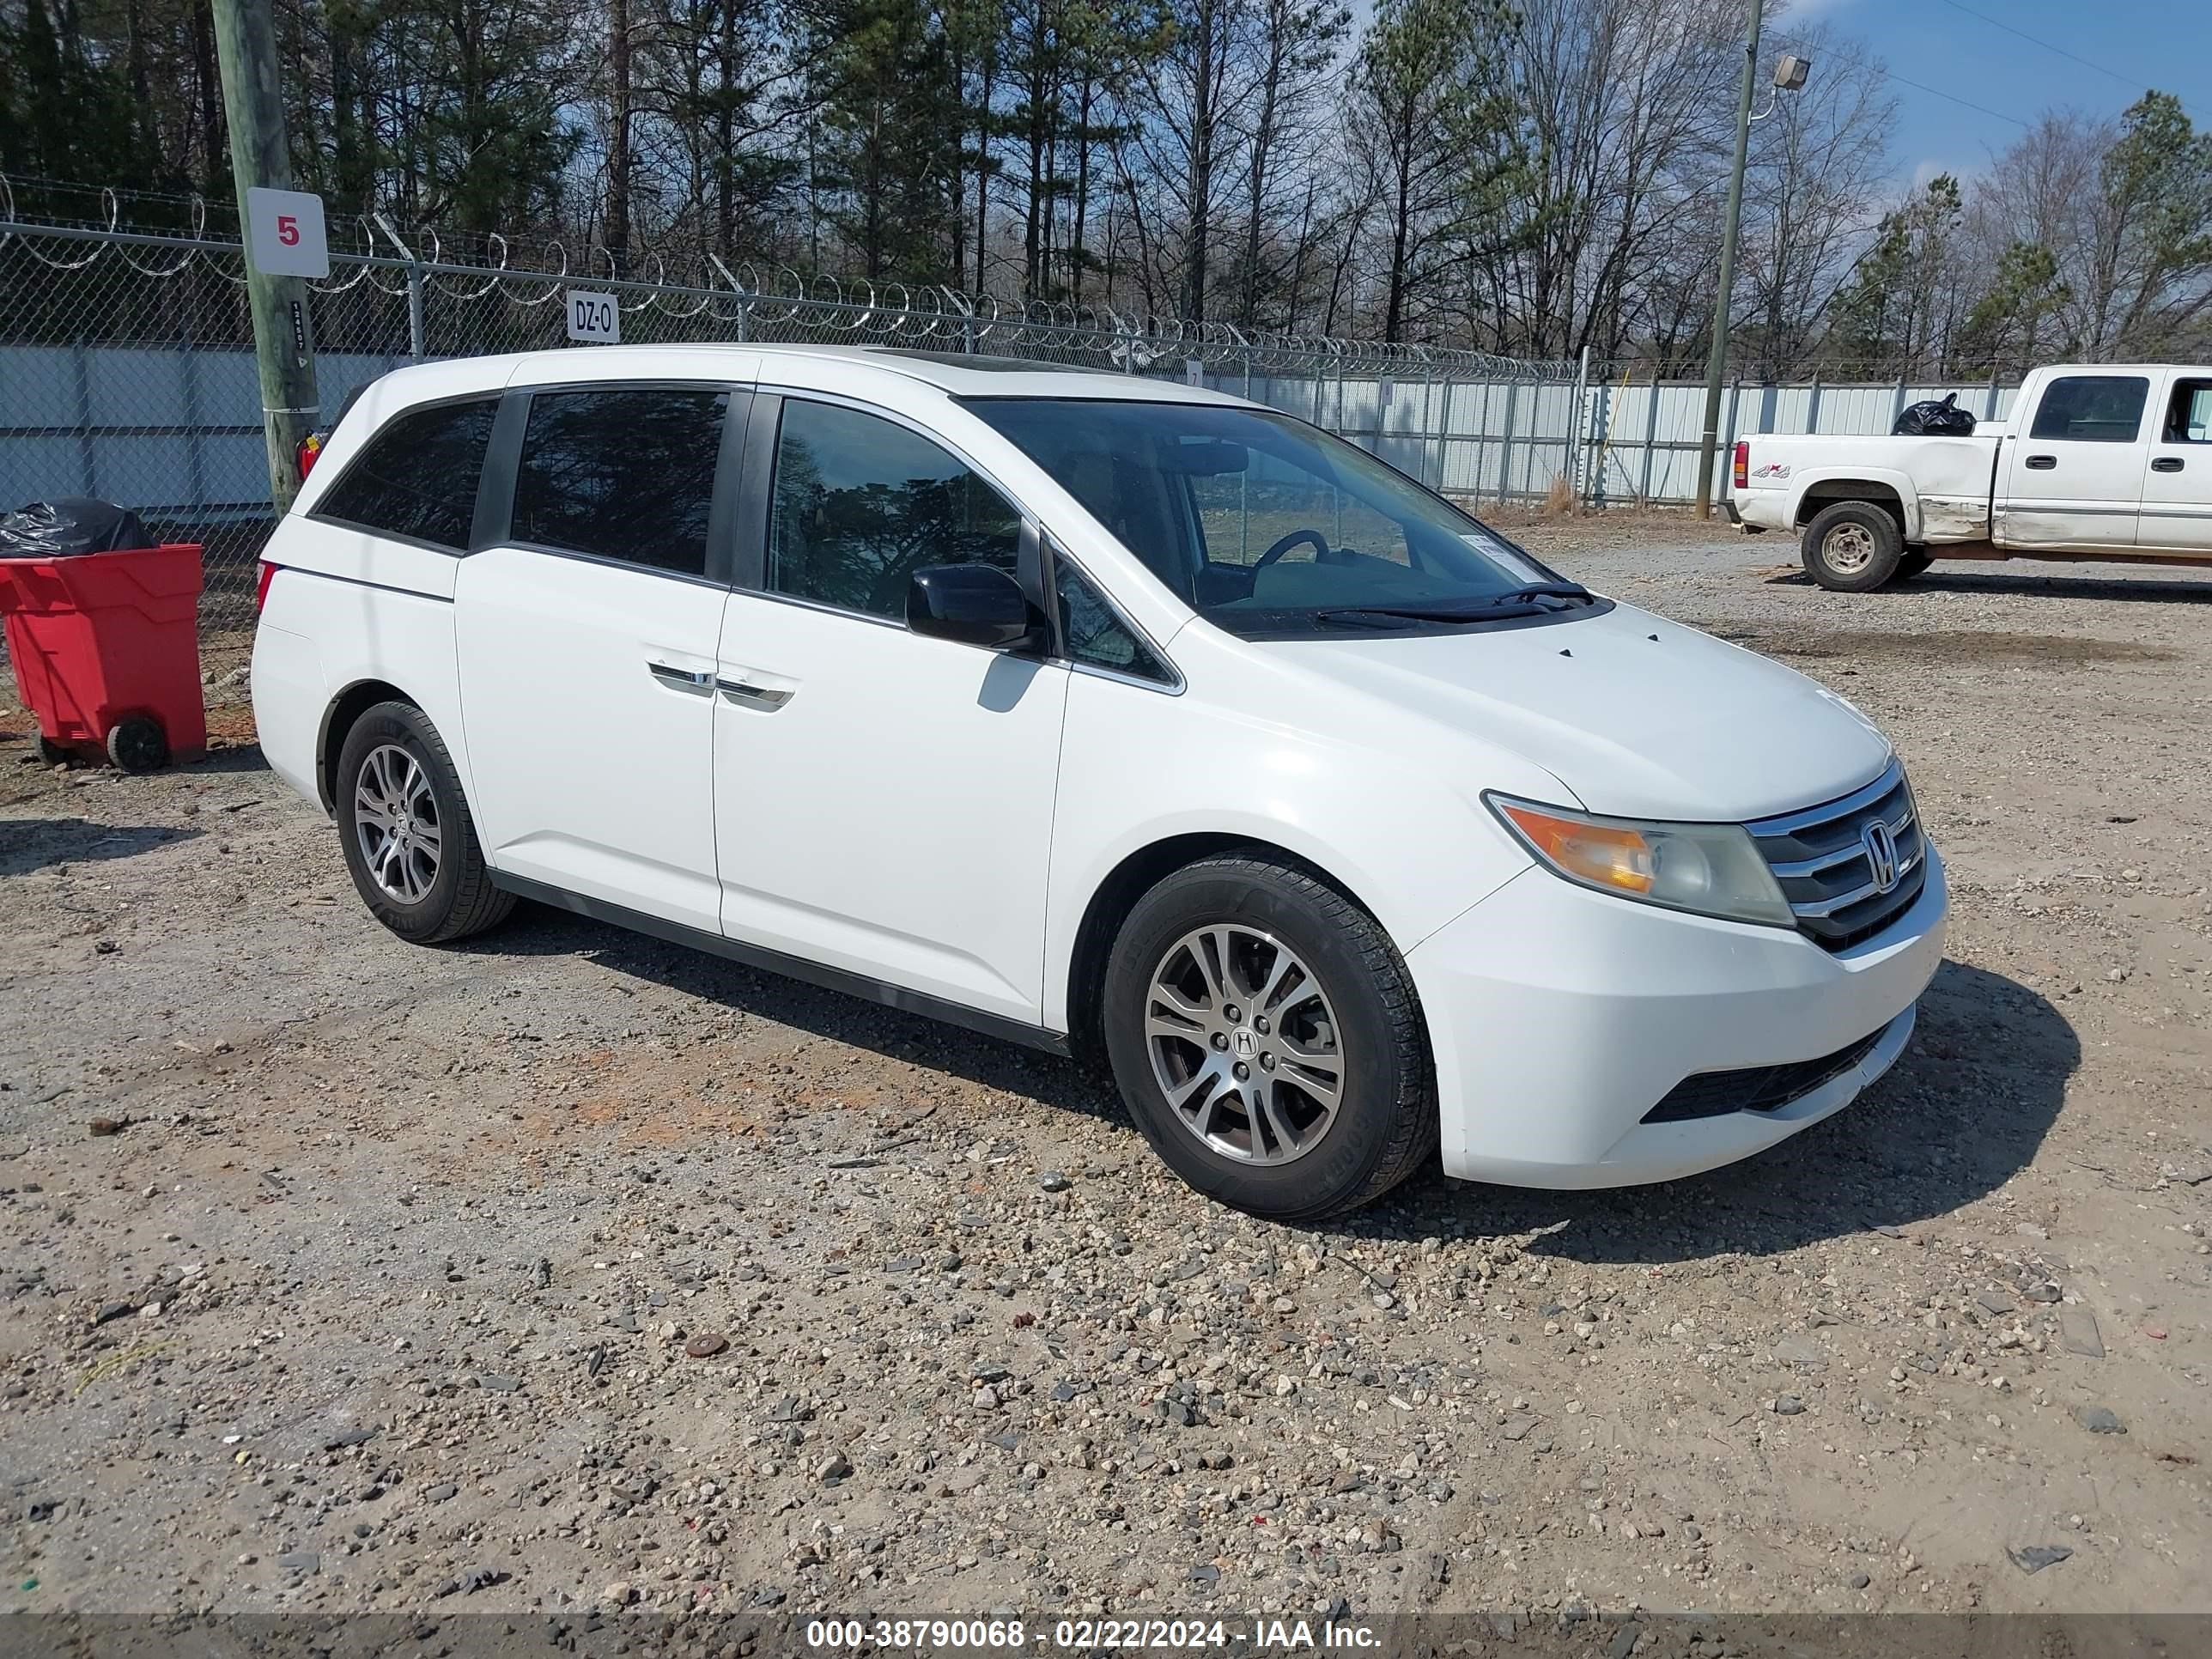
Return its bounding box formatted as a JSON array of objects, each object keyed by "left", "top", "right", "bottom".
[
  {"left": 246, "top": 188, "right": 329, "bottom": 280},
  {"left": 566, "top": 289, "right": 622, "bottom": 344}
]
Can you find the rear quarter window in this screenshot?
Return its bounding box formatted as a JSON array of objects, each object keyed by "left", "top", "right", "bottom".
[{"left": 313, "top": 397, "right": 499, "bottom": 551}]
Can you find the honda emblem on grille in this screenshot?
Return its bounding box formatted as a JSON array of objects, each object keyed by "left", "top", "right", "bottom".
[{"left": 1862, "top": 818, "right": 1901, "bottom": 893}]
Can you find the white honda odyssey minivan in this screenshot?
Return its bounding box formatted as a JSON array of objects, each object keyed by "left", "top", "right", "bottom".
[{"left": 252, "top": 343, "right": 1946, "bottom": 1219}]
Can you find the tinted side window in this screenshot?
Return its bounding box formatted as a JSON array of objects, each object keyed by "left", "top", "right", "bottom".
[
  {"left": 511, "top": 387, "right": 727, "bottom": 575},
  {"left": 317, "top": 398, "right": 496, "bottom": 550},
  {"left": 769, "top": 400, "right": 1022, "bottom": 620},
  {"left": 1055, "top": 558, "right": 1173, "bottom": 684},
  {"left": 2028, "top": 376, "right": 2149, "bottom": 444}
]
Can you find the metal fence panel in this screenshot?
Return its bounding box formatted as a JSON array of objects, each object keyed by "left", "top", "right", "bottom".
[{"left": 1582, "top": 374, "right": 2027, "bottom": 508}]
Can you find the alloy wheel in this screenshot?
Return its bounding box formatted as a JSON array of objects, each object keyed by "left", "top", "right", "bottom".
[
  {"left": 353, "top": 743, "right": 441, "bottom": 903},
  {"left": 1144, "top": 924, "right": 1346, "bottom": 1165}
]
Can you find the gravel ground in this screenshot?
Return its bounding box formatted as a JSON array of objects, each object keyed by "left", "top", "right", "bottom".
[{"left": 0, "top": 515, "right": 2207, "bottom": 1631}]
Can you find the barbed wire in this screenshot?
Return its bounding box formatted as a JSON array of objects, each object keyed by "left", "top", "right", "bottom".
[
  {"left": 0, "top": 174, "right": 1581, "bottom": 381},
  {"left": 0, "top": 175, "right": 2077, "bottom": 386}
]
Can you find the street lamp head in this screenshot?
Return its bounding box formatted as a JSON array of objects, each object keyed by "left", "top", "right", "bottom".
[{"left": 1774, "top": 54, "right": 1812, "bottom": 92}]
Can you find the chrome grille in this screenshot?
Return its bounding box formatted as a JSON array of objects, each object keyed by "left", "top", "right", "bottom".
[{"left": 1748, "top": 762, "right": 1925, "bottom": 951}]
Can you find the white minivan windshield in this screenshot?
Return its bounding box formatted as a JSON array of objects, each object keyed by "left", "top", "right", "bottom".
[{"left": 966, "top": 397, "right": 1595, "bottom": 638}]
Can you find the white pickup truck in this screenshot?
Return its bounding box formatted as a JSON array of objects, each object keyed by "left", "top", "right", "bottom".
[{"left": 1729, "top": 362, "right": 2212, "bottom": 590}]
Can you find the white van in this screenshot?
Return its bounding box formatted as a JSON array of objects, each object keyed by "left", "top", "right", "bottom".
[{"left": 252, "top": 344, "right": 1946, "bottom": 1218}]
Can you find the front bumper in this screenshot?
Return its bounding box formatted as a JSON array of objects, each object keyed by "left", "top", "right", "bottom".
[{"left": 1407, "top": 846, "right": 1947, "bottom": 1188}]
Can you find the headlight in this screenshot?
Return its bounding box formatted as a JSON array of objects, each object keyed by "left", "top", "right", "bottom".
[{"left": 1485, "top": 794, "right": 1796, "bottom": 928}]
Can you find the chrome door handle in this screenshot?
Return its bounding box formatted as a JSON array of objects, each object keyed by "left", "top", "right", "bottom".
[
  {"left": 647, "top": 661, "right": 714, "bottom": 695},
  {"left": 716, "top": 678, "right": 793, "bottom": 710}
]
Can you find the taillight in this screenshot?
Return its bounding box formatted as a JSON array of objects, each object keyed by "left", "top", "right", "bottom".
[
  {"left": 256, "top": 560, "right": 278, "bottom": 614},
  {"left": 1732, "top": 441, "right": 1749, "bottom": 491}
]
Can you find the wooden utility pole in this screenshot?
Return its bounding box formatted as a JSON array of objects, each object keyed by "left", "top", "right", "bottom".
[
  {"left": 607, "top": 0, "right": 633, "bottom": 276},
  {"left": 210, "top": 0, "right": 319, "bottom": 514}
]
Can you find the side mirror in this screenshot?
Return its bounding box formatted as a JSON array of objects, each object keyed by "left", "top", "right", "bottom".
[{"left": 906, "top": 563, "right": 1046, "bottom": 652}]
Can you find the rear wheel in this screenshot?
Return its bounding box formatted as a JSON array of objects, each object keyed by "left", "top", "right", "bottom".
[
  {"left": 1101, "top": 851, "right": 1435, "bottom": 1220},
  {"left": 1802, "top": 501, "right": 1903, "bottom": 592},
  {"left": 335, "top": 701, "right": 514, "bottom": 945}
]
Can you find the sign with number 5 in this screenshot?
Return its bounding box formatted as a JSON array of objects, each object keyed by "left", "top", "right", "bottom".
[{"left": 246, "top": 188, "right": 329, "bottom": 278}]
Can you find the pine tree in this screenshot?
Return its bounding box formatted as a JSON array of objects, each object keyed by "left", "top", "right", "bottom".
[{"left": 811, "top": 0, "right": 964, "bottom": 280}]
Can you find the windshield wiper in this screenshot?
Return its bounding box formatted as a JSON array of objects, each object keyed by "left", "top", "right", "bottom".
[
  {"left": 1496, "top": 582, "right": 1594, "bottom": 605},
  {"left": 1311, "top": 586, "right": 1595, "bottom": 629},
  {"left": 1310, "top": 609, "right": 1425, "bottom": 629}
]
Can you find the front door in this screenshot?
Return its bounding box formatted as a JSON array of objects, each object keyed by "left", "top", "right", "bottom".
[
  {"left": 1998, "top": 372, "right": 2150, "bottom": 550},
  {"left": 456, "top": 383, "right": 741, "bottom": 933},
  {"left": 2138, "top": 374, "right": 2212, "bottom": 555},
  {"left": 712, "top": 394, "right": 1068, "bottom": 1027}
]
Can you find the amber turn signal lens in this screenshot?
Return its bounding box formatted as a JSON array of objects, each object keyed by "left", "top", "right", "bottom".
[{"left": 1496, "top": 802, "right": 1655, "bottom": 894}]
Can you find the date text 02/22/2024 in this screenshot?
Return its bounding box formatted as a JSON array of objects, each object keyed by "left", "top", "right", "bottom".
[{"left": 802, "top": 1617, "right": 1383, "bottom": 1650}]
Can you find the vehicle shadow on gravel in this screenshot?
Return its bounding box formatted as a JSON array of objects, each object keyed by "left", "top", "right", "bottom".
[
  {"left": 0, "top": 818, "right": 203, "bottom": 878},
  {"left": 471, "top": 902, "right": 1133, "bottom": 1127},
  {"left": 472, "top": 908, "right": 2076, "bottom": 1261},
  {"left": 179, "top": 742, "right": 270, "bottom": 775},
  {"left": 1766, "top": 568, "right": 2212, "bottom": 603},
  {"left": 1340, "top": 958, "right": 2078, "bottom": 1262}
]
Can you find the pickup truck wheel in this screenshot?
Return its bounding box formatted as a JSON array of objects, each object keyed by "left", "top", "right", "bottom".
[
  {"left": 1802, "top": 502, "right": 1903, "bottom": 592},
  {"left": 1896, "top": 550, "right": 1934, "bottom": 580}
]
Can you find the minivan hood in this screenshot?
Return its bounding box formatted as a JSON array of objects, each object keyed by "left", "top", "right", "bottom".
[{"left": 1273, "top": 601, "right": 1893, "bottom": 822}]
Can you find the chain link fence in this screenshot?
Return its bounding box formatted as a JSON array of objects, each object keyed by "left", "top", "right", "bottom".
[{"left": 2, "top": 217, "right": 1589, "bottom": 623}]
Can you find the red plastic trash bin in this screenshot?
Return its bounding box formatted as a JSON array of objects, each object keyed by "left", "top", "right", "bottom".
[{"left": 0, "top": 543, "right": 208, "bottom": 771}]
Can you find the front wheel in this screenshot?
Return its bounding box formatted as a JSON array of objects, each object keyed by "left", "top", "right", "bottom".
[
  {"left": 334, "top": 701, "right": 514, "bottom": 945},
  {"left": 1101, "top": 851, "right": 1436, "bottom": 1220},
  {"left": 1802, "top": 501, "right": 1904, "bottom": 592}
]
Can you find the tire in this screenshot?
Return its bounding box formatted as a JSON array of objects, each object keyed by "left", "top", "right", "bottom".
[
  {"left": 106, "top": 715, "right": 168, "bottom": 773},
  {"left": 1801, "top": 501, "right": 1903, "bottom": 592},
  {"left": 334, "top": 701, "right": 514, "bottom": 945},
  {"left": 1895, "top": 550, "right": 1935, "bottom": 580},
  {"left": 33, "top": 734, "right": 70, "bottom": 767},
  {"left": 1101, "top": 850, "right": 1436, "bottom": 1221}
]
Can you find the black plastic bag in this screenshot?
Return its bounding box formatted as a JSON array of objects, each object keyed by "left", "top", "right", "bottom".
[
  {"left": 1893, "top": 392, "right": 1977, "bottom": 436},
  {"left": 0, "top": 498, "right": 153, "bottom": 558}
]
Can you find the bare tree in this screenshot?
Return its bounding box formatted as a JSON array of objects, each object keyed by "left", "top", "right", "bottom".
[
  {"left": 1736, "top": 34, "right": 1893, "bottom": 375},
  {"left": 1228, "top": 0, "right": 1346, "bottom": 326},
  {"left": 1119, "top": 0, "right": 1247, "bottom": 319}
]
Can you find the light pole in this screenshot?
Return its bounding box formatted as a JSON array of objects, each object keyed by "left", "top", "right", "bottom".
[{"left": 1692, "top": 9, "right": 1812, "bottom": 517}]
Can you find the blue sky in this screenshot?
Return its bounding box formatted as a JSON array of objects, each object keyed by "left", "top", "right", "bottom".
[{"left": 1791, "top": 0, "right": 2209, "bottom": 186}]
